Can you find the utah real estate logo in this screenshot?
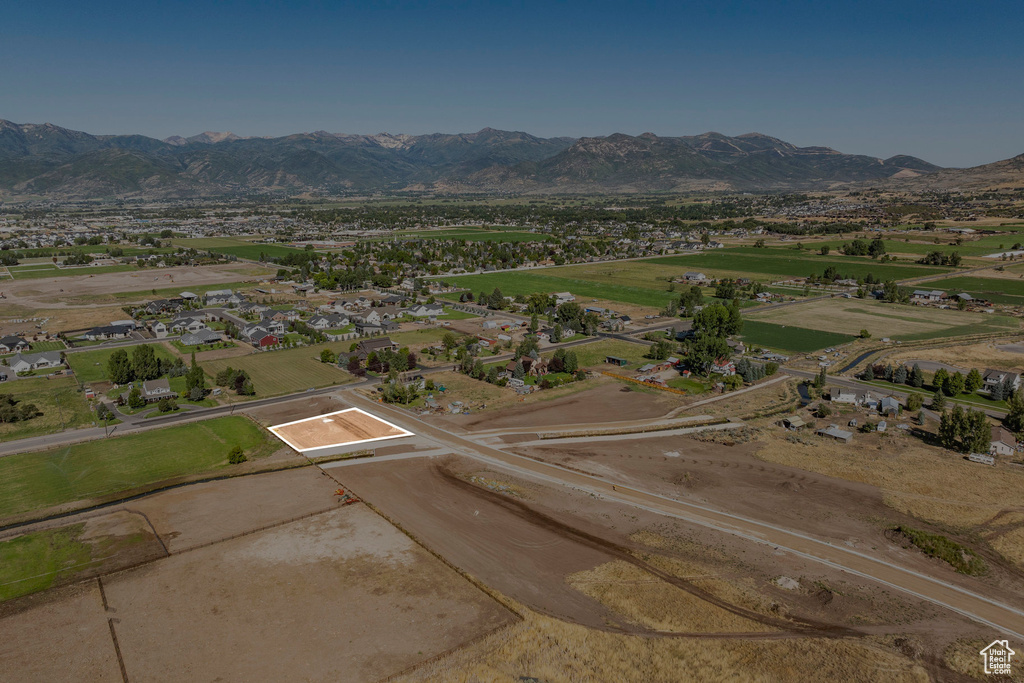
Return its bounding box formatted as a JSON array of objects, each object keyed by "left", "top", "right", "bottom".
[{"left": 980, "top": 640, "right": 1015, "bottom": 676}]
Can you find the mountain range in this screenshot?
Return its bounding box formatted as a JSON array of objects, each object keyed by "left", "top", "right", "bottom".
[{"left": 0, "top": 119, "right": 1006, "bottom": 199}]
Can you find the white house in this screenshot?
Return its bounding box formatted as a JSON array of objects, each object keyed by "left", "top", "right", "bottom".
[
  {"left": 990, "top": 426, "right": 1017, "bottom": 456},
  {"left": 9, "top": 351, "right": 63, "bottom": 373}
]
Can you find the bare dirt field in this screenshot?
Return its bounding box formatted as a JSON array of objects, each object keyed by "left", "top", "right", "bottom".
[
  {"left": 103, "top": 504, "right": 512, "bottom": 682},
  {"left": 340, "top": 454, "right": 989, "bottom": 679},
  {"left": 433, "top": 379, "right": 683, "bottom": 432},
  {"left": 887, "top": 340, "right": 1024, "bottom": 373},
  {"left": 269, "top": 407, "right": 412, "bottom": 452},
  {"left": 246, "top": 394, "right": 344, "bottom": 426},
  {"left": 2, "top": 263, "right": 274, "bottom": 307}
]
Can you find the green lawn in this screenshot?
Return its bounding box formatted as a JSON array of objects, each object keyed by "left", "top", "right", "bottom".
[
  {"left": 203, "top": 346, "right": 354, "bottom": 397},
  {"left": 0, "top": 376, "right": 94, "bottom": 442},
  {"left": 563, "top": 340, "right": 654, "bottom": 368},
  {"left": 444, "top": 271, "right": 676, "bottom": 308},
  {"left": 173, "top": 238, "right": 312, "bottom": 261},
  {"left": 436, "top": 307, "right": 479, "bottom": 320},
  {"left": 0, "top": 416, "right": 275, "bottom": 520},
  {"left": 66, "top": 343, "right": 179, "bottom": 384},
  {"left": 25, "top": 340, "right": 65, "bottom": 353},
  {"left": 740, "top": 321, "right": 857, "bottom": 354},
  {"left": 667, "top": 377, "right": 708, "bottom": 394},
  {"left": 918, "top": 275, "right": 1024, "bottom": 305}
]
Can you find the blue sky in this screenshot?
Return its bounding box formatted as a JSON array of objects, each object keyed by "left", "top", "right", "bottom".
[{"left": 2, "top": 0, "right": 1021, "bottom": 167}]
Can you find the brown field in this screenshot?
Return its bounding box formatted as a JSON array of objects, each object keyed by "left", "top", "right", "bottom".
[
  {"left": 0, "top": 468, "right": 514, "bottom": 683},
  {"left": 887, "top": 340, "right": 1024, "bottom": 373},
  {"left": 269, "top": 407, "right": 411, "bottom": 451}
]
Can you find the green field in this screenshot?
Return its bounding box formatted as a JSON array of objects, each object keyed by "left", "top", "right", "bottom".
[
  {"left": 0, "top": 376, "right": 94, "bottom": 442},
  {"left": 0, "top": 416, "right": 274, "bottom": 520},
  {"left": 174, "top": 237, "right": 312, "bottom": 260},
  {"left": 0, "top": 525, "right": 93, "bottom": 600},
  {"left": 9, "top": 264, "right": 138, "bottom": 279},
  {"left": 563, "top": 340, "right": 654, "bottom": 368},
  {"left": 740, "top": 321, "right": 857, "bottom": 353},
  {"left": 808, "top": 235, "right": 1023, "bottom": 258},
  {"left": 390, "top": 227, "right": 550, "bottom": 243},
  {"left": 444, "top": 271, "right": 676, "bottom": 308},
  {"left": 66, "top": 343, "right": 179, "bottom": 384},
  {"left": 202, "top": 346, "right": 354, "bottom": 396},
  {"left": 648, "top": 250, "right": 952, "bottom": 282}
]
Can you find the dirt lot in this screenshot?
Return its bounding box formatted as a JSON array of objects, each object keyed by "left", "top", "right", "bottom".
[
  {"left": 887, "top": 340, "right": 1024, "bottom": 373},
  {"left": 340, "top": 454, "right": 990, "bottom": 678},
  {"left": 0, "top": 487, "right": 514, "bottom": 683},
  {"left": 269, "top": 408, "right": 410, "bottom": 451},
  {"left": 433, "top": 378, "right": 684, "bottom": 432},
  {"left": 2, "top": 263, "right": 273, "bottom": 307}
]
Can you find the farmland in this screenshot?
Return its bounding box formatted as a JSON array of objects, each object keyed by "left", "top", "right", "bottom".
[
  {"left": 0, "top": 376, "right": 93, "bottom": 442},
  {"left": 173, "top": 237, "right": 312, "bottom": 261},
  {"left": 922, "top": 275, "right": 1024, "bottom": 305},
  {"left": 202, "top": 346, "right": 354, "bottom": 397},
  {"left": 745, "top": 298, "right": 1020, "bottom": 341},
  {"left": 443, "top": 270, "right": 676, "bottom": 308},
  {"left": 8, "top": 263, "right": 138, "bottom": 279},
  {"left": 739, "top": 321, "right": 856, "bottom": 353},
  {"left": 66, "top": 342, "right": 179, "bottom": 384},
  {"left": 391, "top": 226, "right": 550, "bottom": 242},
  {"left": 0, "top": 416, "right": 275, "bottom": 520}
]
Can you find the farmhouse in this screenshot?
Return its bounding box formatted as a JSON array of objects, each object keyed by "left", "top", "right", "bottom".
[
  {"left": 9, "top": 351, "right": 64, "bottom": 373},
  {"left": 912, "top": 290, "right": 946, "bottom": 302},
  {"left": 683, "top": 272, "right": 707, "bottom": 281},
  {"left": 120, "top": 378, "right": 178, "bottom": 404},
  {"left": 879, "top": 396, "right": 900, "bottom": 416}
]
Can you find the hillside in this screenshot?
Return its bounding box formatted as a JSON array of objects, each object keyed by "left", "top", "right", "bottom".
[
  {"left": 0, "top": 119, "right": 948, "bottom": 199},
  {"left": 888, "top": 152, "right": 1024, "bottom": 191}
]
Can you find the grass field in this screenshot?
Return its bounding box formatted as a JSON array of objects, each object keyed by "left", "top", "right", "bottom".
[
  {"left": 9, "top": 264, "right": 138, "bottom": 279},
  {"left": 23, "top": 340, "right": 65, "bottom": 353},
  {"left": 648, "top": 250, "right": 953, "bottom": 282},
  {"left": 66, "top": 343, "right": 179, "bottom": 384},
  {"left": 921, "top": 275, "right": 1024, "bottom": 305},
  {"left": 745, "top": 298, "right": 1020, "bottom": 341},
  {"left": 391, "top": 227, "right": 551, "bottom": 242},
  {"left": 0, "top": 416, "right": 275, "bottom": 520},
  {"left": 444, "top": 271, "right": 676, "bottom": 308},
  {"left": 565, "top": 340, "right": 654, "bottom": 368},
  {"left": 0, "top": 525, "right": 93, "bottom": 600},
  {"left": 174, "top": 237, "right": 313, "bottom": 261},
  {"left": 740, "top": 321, "right": 857, "bottom": 353},
  {"left": 202, "top": 347, "right": 353, "bottom": 396},
  {"left": 0, "top": 376, "right": 93, "bottom": 442}
]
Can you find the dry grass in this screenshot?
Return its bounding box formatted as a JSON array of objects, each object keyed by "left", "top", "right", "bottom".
[
  {"left": 888, "top": 340, "right": 1024, "bottom": 373},
  {"left": 394, "top": 603, "right": 929, "bottom": 683},
  {"left": 752, "top": 430, "right": 1024, "bottom": 566},
  {"left": 568, "top": 560, "right": 775, "bottom": 634},
  {"left": 944, "top": 638, "right": 1024, "bottom": 682}
]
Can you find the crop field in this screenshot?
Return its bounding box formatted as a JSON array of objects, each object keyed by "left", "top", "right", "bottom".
[
  {"left": 66, "top": 343, "right": 179, "bottom": 384},
  {"left": 0, "top": 416, "right": 274, "bottom": 520},
  {"left": 740, "top": 321, "right": 856, "bottom": 353},
  {"left": 202, "top": 347, "right": 354, "bottom": 397},
  {"left": 8, "top": 264, "right": 138, "bottom": 279},
  {"left": 0, "top": 376, "right": 93, "bottom": 442},
  {"left": 173, "top": 237, "right": 311, "bottom": 260},
  {"left": 444, "top": 270, "right": 676, "bottom": 308},
  {"left": 648, "top": 249, "right": 953, "bottom": 281},
  {"left": 745, "top": 298, "right": 1019, "bottom": 341},
  {"left": 804, "top": 235, "right": 1024, "bottom": 258}
]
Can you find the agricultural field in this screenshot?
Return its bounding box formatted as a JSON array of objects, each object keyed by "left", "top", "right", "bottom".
[
  {"left": 922, "top": 274, "right": 1024, "bottom": 305},
  {"left": 202, "top": 346, "right": 354, "bottom": 397},
  {"left": 66, "top": 342, "right": 179, "bottom": 384},
  {"left": 173, "top": 237, "right": 313, "bottom": 260},
  {"left": 8, "top": 263, "right": 138, "bottom": 279},
  {"left": 391, "top": 226, "right": 550, "bottom": 242},
  {"left": 0, "top": 376, "right": 93, "bottom": 442},
  {"left": 565, "top": 340, "right": 656, "bottom": 368},
  {"left": 745, "top": 298, "right": 1020, "bottom": 342},
  {"left": 648, "top": 249, "right": 954, "bottom": 282},
  {"left": 740, "top": 321, "right": 856, "bottom": 354},
  {"left": 443, "top": 270, "right": 676, "bottom": 309},
  {"left": 0, "top": 416, "right": 275, "bottom": 520}
]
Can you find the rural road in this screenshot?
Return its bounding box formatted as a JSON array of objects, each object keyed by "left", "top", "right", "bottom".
[{"left": 343, "top": 391, "right": 1024, "bottom": 641}]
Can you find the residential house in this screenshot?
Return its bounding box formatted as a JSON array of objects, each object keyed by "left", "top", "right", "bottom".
[
  {"left": 983, "top": 369, "right": 1021, "bottom": 394},
  {"left": 990, "top": 426, "right": 1018, "bottom": 456},
  {"left": 711, "top": 359, "right": 736, "bottom": 376},
  {"left": 0, "top": 336, "right": 30, "bottom": 353},
  {"left": 9, "top": 351, "right": 63, "bottom": 373},
  {"left": 356, "top": 337, "right": 399, "bottom": 360},
  {"left": 683, "top": 272, "right": 707, "bottom": 281},
  {"left": 120, "top": 378, "right": 178, "bottom": 404},
  {"left": 408, "top": 304, "right": 444, "bottom": 318},
  {"left": 879, "top": 396, "right": 900, "bottom": 416},
  {"left": 180, "top": 329, "right": 223, "bottom": 346},
  {"left": 251, "top": 332, "right": 279, "bottom": 349},
  {"left": 84, "top": 324, "right": 133, "bottom": 341},
  {"left": 912, "top": 289, "right": 946, "bottom": 302},
  {"left": 553, "top": 292, "right": 575, "bottom": 305},
  {"left": 150, "top": 321, "right": 168, "bottom": 338},
  {"left": 308, "top": 314, "right": 349, "bottom": 330},
  {"left": 170, "top": 317, "right": 209, "bottom": 334}
]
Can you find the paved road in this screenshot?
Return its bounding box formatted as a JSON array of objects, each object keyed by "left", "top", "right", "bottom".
[{"left": 343, "top": 392, "right": 1024, "bottom": 640}]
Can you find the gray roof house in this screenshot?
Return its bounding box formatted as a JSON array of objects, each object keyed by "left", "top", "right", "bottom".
[
  {"left": 180, "top": 329, "right": 223, "bottom": 346},
  {"left": 120, "top": 378, "right": 178, "bottom": 404},
  {"left": 0, "top": 336, "right": 30, "bottom": 353},
  {"left": 9, "top": 351, "right": 63, "bottom": 374},
  {"left": 817, "top": 424, "right": 854, "bottom": 444}
]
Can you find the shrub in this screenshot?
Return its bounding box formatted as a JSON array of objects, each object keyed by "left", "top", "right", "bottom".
[
  {"left": 906, "top": 393, "right": 923, "bottom": 411},
  {"left": 892, "top": 525, "right": 987, "bottom": 575},
  {"left": 815, "top": 404, "right": 832, "bottom": 418},
  {"left": 227, "top": 445, "right": 247, "bottom": 464}
]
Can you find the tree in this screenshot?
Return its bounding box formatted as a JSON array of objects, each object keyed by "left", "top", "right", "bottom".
[
  {"left": 107, "top": 349, "right": 134, "bottom": 385},
  {"left": 990, "top": 378, "right": 1007, "bottom": 402},
  {"left": 860, "top": 329, "right": 871, "bottom": 339},
  {"left": 814, "top": 367, "right": 827, "bottom": 389},
  {"left": 906, "top": 393, "right": 923, "bottom": 411},
  {"left": 819, "top": 245, "right": 830, "bottom": 256},
  {"left": 319, "top": 348, "right": 336, "bottom": 364},
  {"left": 893, "top": 365, "right": 907, "bottom": 385},
  {"left": 347, "top": 355, "right": 362, "bottom": 375},
  {"left": 863, "top": 365, "right": 875, "bottom": 381},
  {"left": 815, "top": 404, "right": 832, "bottom": 418},
  {"left": 529, "top": 313, "right": 539, "bottom": 333},
  {"left": 1006, "top": 388, "right": 1024, "bottom": 434},
  {"left": 932, "top": 390, "right": 946, "bottom": 410},
  {"left": 564, "top": 351, "right": 578, "bottom": 374},
  {"left": 442, "top": 331, "right": 458, "bottom": 359},
  {"left": 126, "top": 386, "right": 145, "bottom": 410},
  {"left": 966, "top": 368, "right": 983, "bottom": 393},
  {"left": 933, "top": 368, "right": 950, "bottom": 394},
  {"left": 910, "top": 364, "right": 924, "bottom": 388},
  {"left": 228, "top": 445, "right": 247, "bottom": 464},
  {"left": 945, "top": 371, "right": 966, "bottom": 397},
  {"left": 512, "top": 360, "right": 525, "bottom": 380}
]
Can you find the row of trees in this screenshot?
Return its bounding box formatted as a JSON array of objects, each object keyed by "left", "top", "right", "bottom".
[
  {"left": 938, "top": 406, "right": 991, "bottom": 453},
  {"left": 0, "top": 394, "right": 40, "bottom": 423},
  {"left": 214, "top": 367, "right": 255, "bottom": 396},
  {"left": 107, "top": 346, "right": 187, "bottom": 384}
]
